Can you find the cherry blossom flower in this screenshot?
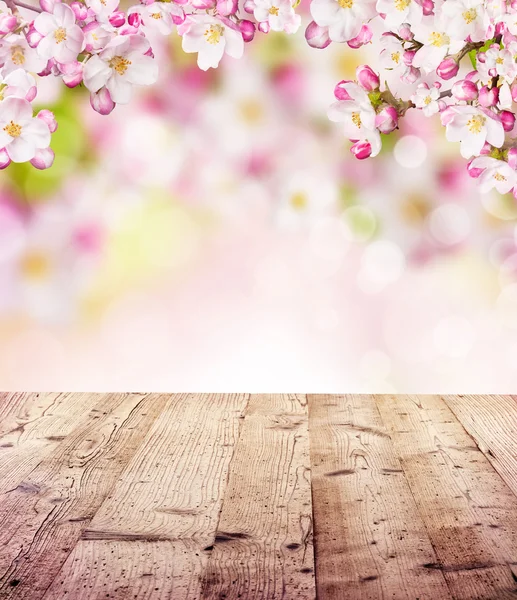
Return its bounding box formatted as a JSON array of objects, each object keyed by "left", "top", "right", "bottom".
[
  {"left": 443, "top": 106, "right": 504, "bottom": 159},
  {"left": 83, "top": 34, "right": 158, "bottom": 104},
  {"left": 0, "top": 97, "right": 51, "bottom": 163},
  {"left": 253, "top": 0, "right": 301, "bottom": 34},
  {"left": 33, "top": 3, "right": 85, "bottom": 64},
  {"left": 470, "top": 156, "right": 517, "bottom": 194},
  {"left": 310, "top": 0, "right": 376, "bottom": 43},
  {"left": 180, "top": 14, "right": 244, "bottom": 71}
]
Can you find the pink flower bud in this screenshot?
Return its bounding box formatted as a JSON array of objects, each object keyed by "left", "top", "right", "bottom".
[
  {"left": 239, "top": 19, "right": 255, "bottom": 42},
  {"left": 243, "top": 0, "right": 255, "bottom": 12},
  {"left": 421, "top": 0, "right": 434, "bottom": 15},
  {"left": 109, "top": 10, "right": 125, "bottom": 27},
  {"left": 70, "top": 1, "right": 88, "bottom": 20},
  {"left": 436, "top": 57, "right": 459, "bottom": 80},
  {"left": 30, "top": 148, "right": 55, "bottom": 170},
  {"left": 403, "top": 50, "right": 416, "bottom": 65},
  {"left": 402, "top": 66, "right": 420, "bottom": 84},
  {"left": 0, "top": 148, "right": 11, "bottom": 170},
  {"left": 90, "top": 88, "right": 116, "bottom": 115},
  {"left": 501, "top": 110, "right": 515, "bottom": 132},
  {"left": 39, "top": 0, "right": 59, "bottom": 12},
  {"left": 356, "top": 65, "right": 380, "bottom": 91},
  {"left": 347, "top": 24, "right": 372, "bottom": 49},
  {"left": 217, "top": 0, "right": 238, "bottom": 15},
  {"left": 398, "top": 25, "right": 413, "bottom": 41},
  {"left": 0, "top": 13, "right": 17, "bottom": 35},
  {"left": 258, "top": 20, "right": 269, "bottom": 33},
  {"left": 37, "top": 109, "right": 58, "bottom": 133},
  {"left": 26, "top": 24, "right": 43, "bottom": 48},
  {"left": 478, "top": 85, "right": 498, "bottom": 107},
  {"left": 59, "top": 60, "right": 83, "bottom": 87},
  {"left": 507, "top": 148, "right": 517, "bottom": 170},
  {"left": 350, "top": 140, "right": 372, "bottom": 160},
  {"left": 305, "top": 21, "right": 330, "bottom": 49},
  {"left": 334, "top": 80, "right": 353, "bottom": 101},
  {"left": 128, "top": 12, "right": 141, "bottom": 27},
  {"left": 467, "top": 159, "right": 483, "bottom": 178},
  {"left": 191, "top": 0, "right": 216, "bottom": 8},
  {"left": 375, "top": 105, "right": 398, "bottom": 134},
  {"left": 451, "top": 79, "right": 478, "bottom": 101}
]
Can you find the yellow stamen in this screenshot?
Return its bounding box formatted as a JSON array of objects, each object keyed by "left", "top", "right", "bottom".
[
  {"left": 204, "top": 24, "right": 224, "bottom": 45},
  {"left": 11, "top": 45, "right": 25, "bottom": 66},
  {"left": 467, "top": 114, "right": 486, "bottom": 134},
  {"left": 394, "top": 0, "right": 410, "bottom": 10},
  {"left": 268, "top": 5, "right": 279, "bottom": 14},
  {"left": 3, "top": 121, "right": 22, "bottom": 138},
  {"left": 109, "top": 55, "right": 131, "bottom": 75},
  {"left": 429, "top": 31, "right": 449, "bottom": 47},
  {"left": 424, "top": 95, "right": 432, "bottom": 105},
  {"left": 54, "top": 27, "right": 67, "bottom": 43},
  {"left": 391, "top": 51, "right": 401, "bottom": 64},
  {"left": 352, "top": 112, "right": 361, "bottom": 128},
  {"left": 337, "top": 0, "right": 353, "bottom": 8},
  {"left": 494, "top": 172, "right": 507, "bottom": 181},
  {"left": 462, "top": 8, "right": 477, "bottom": 23},
  {"left": 150, "top": 11, "right": 162, "bottom": 18}
]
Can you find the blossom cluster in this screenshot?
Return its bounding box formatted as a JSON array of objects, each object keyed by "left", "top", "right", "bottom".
[
  {"left": 3, "top": 0, "right": 517, "bottom": 198},
  {"left": 310, "top": 0, "right": 517, "bottom": 198}
]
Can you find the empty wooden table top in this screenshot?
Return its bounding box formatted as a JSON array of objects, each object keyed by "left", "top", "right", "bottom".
[{"left": 0, "top": 393, "right": 517, "bottom": 599}]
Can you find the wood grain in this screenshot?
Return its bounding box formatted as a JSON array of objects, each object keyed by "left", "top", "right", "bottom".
[
  {"left": 307, "top": 394, "right": 451, "bottom": 600},
  {"left": 376, "top": 394, "right": 517, "bottom": 600},
  {"left": 201, "top": 394, "right": 315, "bottom": 600},
  {"left": 444, "top": 395, "right": 517, "bottom": 497},
  {"left": 0, "top": 393, "right": 98, "bottom": 494},
  {"left": 0, "top": 393, "right": 170, "bottom": 600},
  {"left": 43, "top": 394, "right": 250, "bottom": 600}
]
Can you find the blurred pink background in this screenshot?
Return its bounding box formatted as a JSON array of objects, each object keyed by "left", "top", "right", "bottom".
[{"left": 1, "top": 23, "right": 517, "bottom": 392}]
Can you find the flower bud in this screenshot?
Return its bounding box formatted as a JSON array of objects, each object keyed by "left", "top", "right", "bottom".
[
  {"left": 451, "top": 79, "right": 478, "bottom": 101},
  {"left": 239, "top": 19, "right": 255, "bottom": 42},
  {"left": 128, "top": 12, "right": 141, "bottom": 27},
  {"left": 26, "top": 24, "right": 43, "bottom": 48},
  {"left": 375, "top": 105, "right": 398, "bottom": 134},
  {"left": 90, "top": 88, "right": 116, "bottom": 116},
  {"left": 507, "top": 147, "right": 517, "bottom": 170},
  {"left": 398, "top": 24, "right": 413, "bottom": 41},
  {"left": 243, "top": 0, "right": 255, "bottom": 12},
  {"left": 350, "top": 140, "right": 372, "bottom": 160},
  {"left": 501, "top": 110, "right": 515, "bottom": 132},
  {"left": 70, "top": 1, "right": 88, "bottom": 20},
  {"left": 258, "top": 20, "right": 269, "bottom": 33},
  {"left": 30, "top": 148, "right": 55, "bottom": 170},
  {"left": 347, "top": 24, "right": 372, "bottom": 48},
  {"left": 191, "top": 0, "right": 216, "bottom": 8},
  {"left": 478, "top": 85, "right": 498, "bottom": 107},
  {"left": 0, "top": 148, "right": 11, "bottom": 170},
  {"left": 356, "top": 65, "right": 380, "bottom": 91},
  {"left": 436, "top": 57, "right": 459, "bottom": 80},
  {"left": 109, "top": 10, "right": 125, "bottom": 27},
  {"left": 60, "top": 60, "right": 83, "bottom": 87},
  {"left": 334, "top": 80, "right": 353, "bottom": 101},
  {"left": 305, "top": 21, "right": 330, "bottom": 49},
  {"left": 217, "top": 0, "right": 238, "bottom": 15},
  {"left": 0, "top": 13, "right": 17, "bottom": 35},
  {"left": 37, "top": 109, "right": 58, "bottom": 133},
  {"left": 467, "top": 158, "right": 483, "bottom": 178},
  {"left": 421, "top": 0, "right": 434, "bottom": 15},
  {"left": 39, "top": 0, "right": 59, "bottom": 12}
]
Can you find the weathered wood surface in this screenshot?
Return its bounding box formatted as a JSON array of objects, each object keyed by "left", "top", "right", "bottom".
[{"left": 0, "top": 394, "right": 516, "bottom": 600}]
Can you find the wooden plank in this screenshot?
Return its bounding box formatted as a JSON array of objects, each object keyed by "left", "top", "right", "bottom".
[
  {"left": 42, "top": 393, "right": 250, "bottom": 600},
  {"left": 376, "top": 394, "right": 517, "bottom": 600},
  {"left": 0, "top": 393, "right": 99, "bottom": 494},
  {"left": 307, "top": 394, "right": 451, "bottom": 600},
  {"left": 201, "top": 394, "right": 315, "bottom": 600},
  {"left": 443, "top": 395, "right": 517, "bottom": 497},
  {"left": 0, "top": 393, "right": 170, "bottom": 600}
]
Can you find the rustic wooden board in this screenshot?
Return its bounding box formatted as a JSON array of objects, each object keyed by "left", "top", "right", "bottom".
[
  {"left": 376, "top": 394, "right": 517, "bottom": 600},
  {"left": 43, "top": 394, "right": 250, "bottom": 600},
  {"left": 307, "top": 394, "right": 451, "bottom": 600},
  {"left": 200, "top": 394, "right": 315, "bottom": 600},
  {"left": 0, "top": 393, "right": 170, "bottom": 600},
  {"left": 0, "top": 393, "right": 98, "bottom": 494},
  {"left": 444, "top": 395, "right": 517, "bottom": 497}
]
